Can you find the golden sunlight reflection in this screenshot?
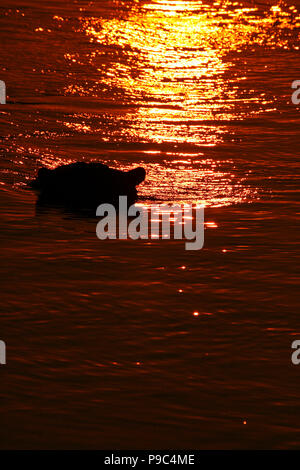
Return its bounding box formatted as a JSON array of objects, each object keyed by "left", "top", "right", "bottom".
[
  {"left": 19, "top": 0, "right": 297, "bottom": 207},
  {"left": 135, "top": 158, "right": 258, "bottom": 206},
  {"left": 60, "top": 0, "right": 300, "bottom": 147}
]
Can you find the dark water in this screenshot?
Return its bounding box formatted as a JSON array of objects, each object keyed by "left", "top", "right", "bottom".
[{"left": 0, "top": 0, "right": 299, "bottom": 449}]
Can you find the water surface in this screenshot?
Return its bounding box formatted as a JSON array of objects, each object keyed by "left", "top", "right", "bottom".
[{"left": 0, "top": 0, "right": 299, "bottom": 449}]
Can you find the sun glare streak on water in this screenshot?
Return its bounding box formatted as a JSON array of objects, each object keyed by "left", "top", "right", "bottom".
[
  {"left": 55, "top": 0, "right": 298, "bottom": 205},
  {"left": 0, "top": 1, "right": 299, "bottom": 208}
]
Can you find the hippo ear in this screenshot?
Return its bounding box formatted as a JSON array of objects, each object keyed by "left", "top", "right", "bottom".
[{"left": 127, "top": 167, "right": 146, "bottom": 186}]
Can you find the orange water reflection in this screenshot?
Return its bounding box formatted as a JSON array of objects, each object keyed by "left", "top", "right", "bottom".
[
  {"left": 7, "top": 0, "right": 298, "bottom": 207},
  {"left": 70, "top": 0, "right": 299, "bottom": 145},
  {"left": 58, "top": 1, "right": 297, "bottom": 206}
]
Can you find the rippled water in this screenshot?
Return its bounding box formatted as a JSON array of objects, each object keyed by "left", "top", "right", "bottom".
[{"left": 0, "top": 0, "right": 300, "bottom": 449}]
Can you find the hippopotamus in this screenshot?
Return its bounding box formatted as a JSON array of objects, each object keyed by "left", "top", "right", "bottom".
[{"left": 29, "top": 162, "right": 146, "bottom": 211}]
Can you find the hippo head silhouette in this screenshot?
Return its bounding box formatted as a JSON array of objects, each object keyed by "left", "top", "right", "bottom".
[{"left": 29, "top": 162, "right": 146, "bottom": 211}]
